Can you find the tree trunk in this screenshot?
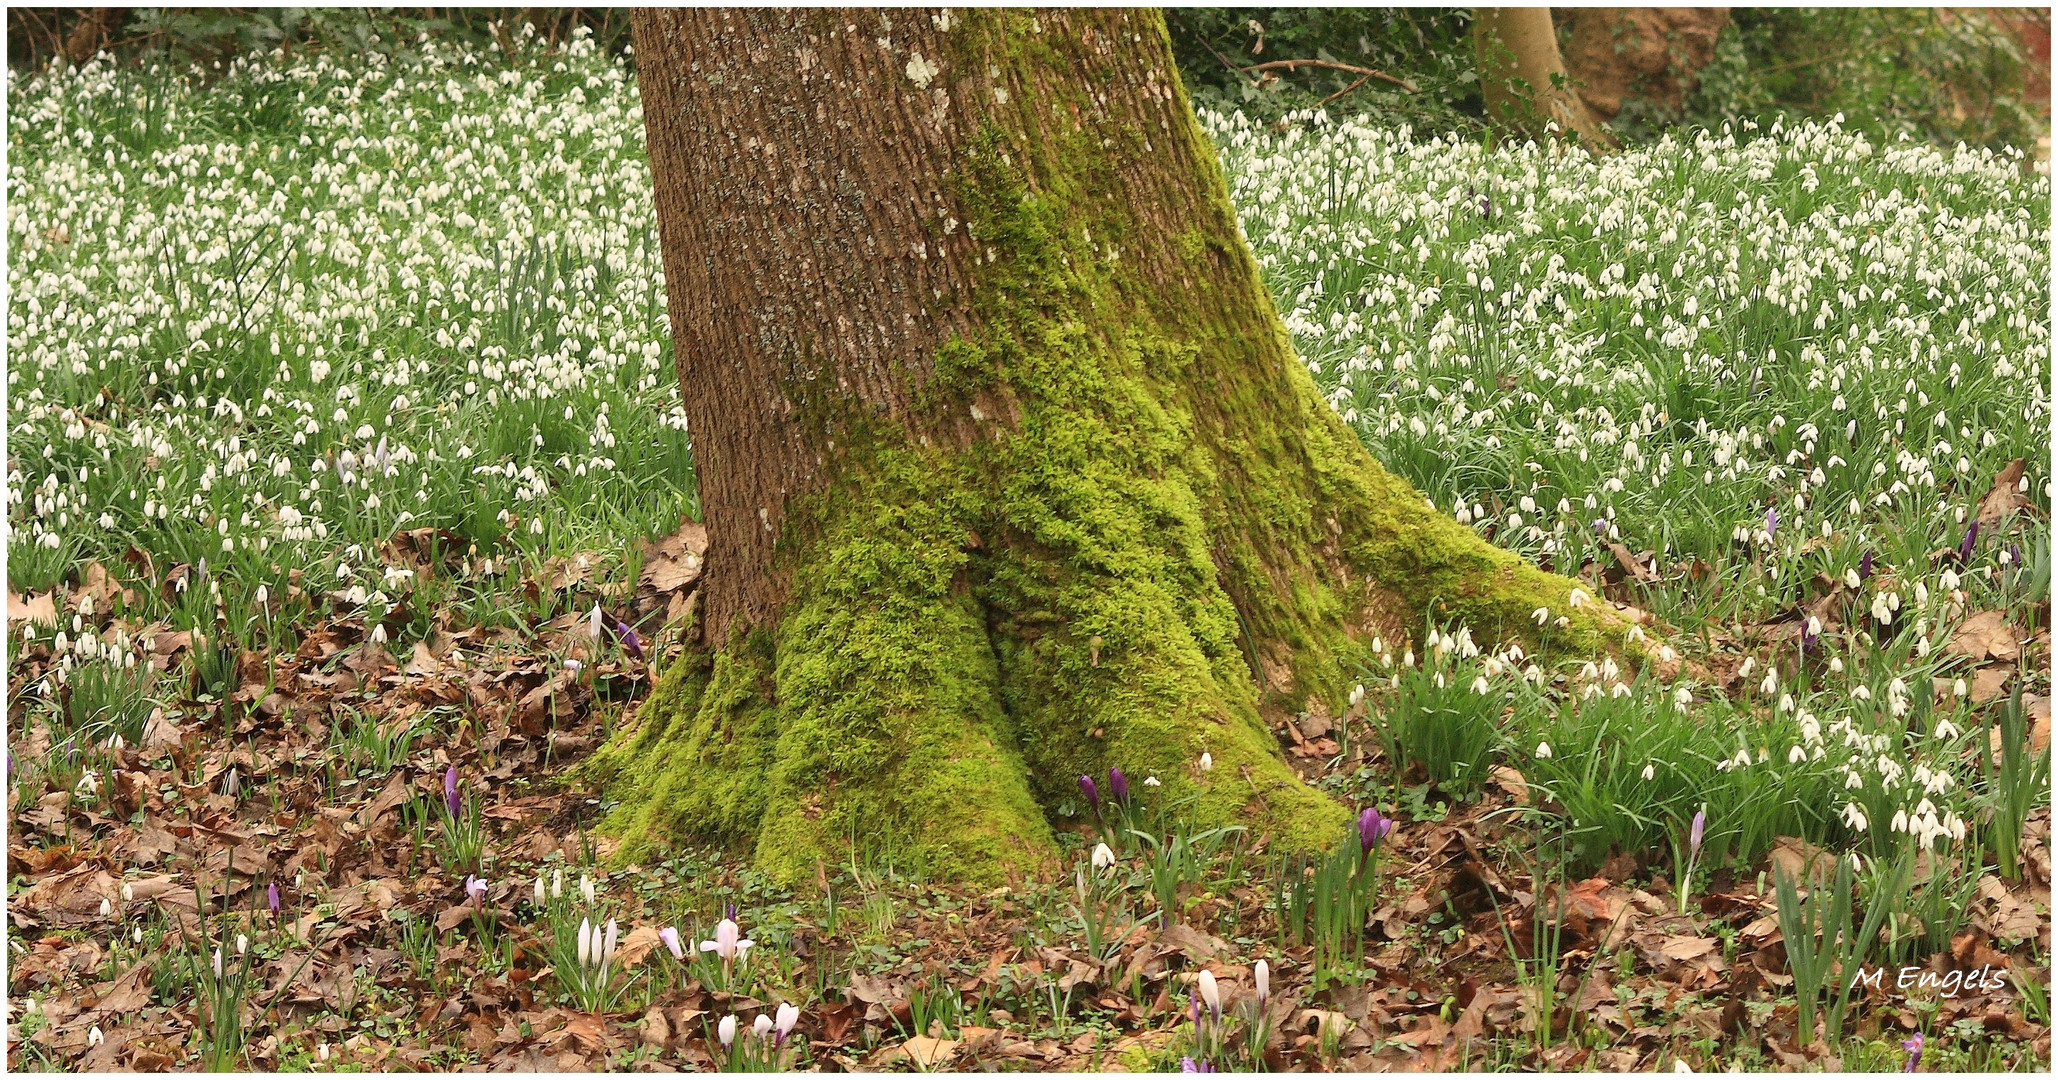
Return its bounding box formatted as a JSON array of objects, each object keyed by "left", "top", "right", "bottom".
[
  {"left": 1473, "top": 8, "right": 1618, "bottom": 148},
  {"left": 1559, "top": 8, "right": 1731, "bottom": 125},
  {"left": 595, "top": 7, "right": 1636, "bottom": 885}
]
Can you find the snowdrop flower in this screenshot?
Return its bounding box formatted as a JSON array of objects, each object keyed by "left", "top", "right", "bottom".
[
  {"left": 237, "top": 933, "right": 249, "bottom": 955},
  {"left": 1567, "top": 587, "right": 1590, "bottom": 610},
  {"left": 88, "top": 1026, "right": 103, "bottom": 1047},
  {"left": 99, "top": 896, "right": 111, "bottom": 917},
  {"left": 1092, "top": 843, "right": 1117, "bottom": 871},
  {"left": 1143, "top": 775, "right": 1161, "bottom": 787},
  {"left": 1641, "top": 763, "right": 1656, "bottom": 781},
  {"left": 1535, "top": 741, "right": 1553, "bottom": 759},
  {"left": 1673, "top": 686, "right": 1693, "bottom": 707},
  {"left": 1198, "top": 752, "right": 1212, "bottom": 774},
  {"left": 1532, "top": 607, "right": 1550, "bottom": 626},
  {"left": 1842, "top": 804, "right": 1869, "bottom": 832}
]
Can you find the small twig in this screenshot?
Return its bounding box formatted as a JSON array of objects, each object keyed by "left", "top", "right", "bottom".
[
  {"left": 1316, "top": 74, "right": 1375, "bottom": 110},
  {"left": 1243, "top": 59, "right": 1416, "bottom": 94}
]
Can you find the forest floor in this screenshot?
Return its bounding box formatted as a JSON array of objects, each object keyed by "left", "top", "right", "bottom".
[{"left": 7, "top": 34, "right": 2053, "bottom": 1073}]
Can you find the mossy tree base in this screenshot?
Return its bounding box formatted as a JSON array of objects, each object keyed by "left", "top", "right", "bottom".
[{"left": 598, "top": 9, "right": 1641, "bottom": 886}]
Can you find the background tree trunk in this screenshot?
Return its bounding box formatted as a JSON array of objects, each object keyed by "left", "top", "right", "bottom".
[
  {"left": 1559, "top": 8, "right": 1731, "bottom": 125},
  {"left": 1473, "top": 7, "right": 1618, "bottom": 147},
  {"left": 598, "top": 7, "right": 1636, "bottom": 884}
]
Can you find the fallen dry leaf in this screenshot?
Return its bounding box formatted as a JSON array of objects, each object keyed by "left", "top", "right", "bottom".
[{"left": 1950, "top": 611, "right": 2022, "bottom": 664}]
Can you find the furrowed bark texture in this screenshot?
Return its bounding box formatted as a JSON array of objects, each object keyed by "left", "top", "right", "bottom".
[{"left": 596, "top": 7, "right": 1636, "bottom": 885}]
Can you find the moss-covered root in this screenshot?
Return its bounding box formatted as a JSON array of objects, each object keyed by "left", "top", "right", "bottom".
[{"left": 587, "top": 497, "right": 1058, "bottom": 888}]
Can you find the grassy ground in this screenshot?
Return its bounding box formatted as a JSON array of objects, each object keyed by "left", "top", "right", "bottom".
[{"left": 7, "top": 32, "right": 2051, "bottom": 1073}]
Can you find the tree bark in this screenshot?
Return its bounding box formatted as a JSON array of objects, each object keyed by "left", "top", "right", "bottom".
[
  {"left": 1559, "top": 8, "right": 1731, "bottom": 124},
  {"left": 1473, "top": 8, "right": 1618, "bottom": 148},
  {"left": 598, "top": 7, "right": 1638, "bottom": 885}
]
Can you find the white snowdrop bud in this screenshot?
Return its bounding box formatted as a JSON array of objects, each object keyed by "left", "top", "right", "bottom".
[
  {"left": 1198, "top": 752, "right": 1212, "bottom": 774},
  {"left": 88, "top": 1026, "right": 104, "bottom": 1047},
  {"left": 1535, "top": 741, "right": 1553, "bottom": 759},
  {"left": 1641, "top": 764, "right": 1656, "bottom": 781},
  {"left": 99, "top": 897, "right": 112, "bottom": 917}
]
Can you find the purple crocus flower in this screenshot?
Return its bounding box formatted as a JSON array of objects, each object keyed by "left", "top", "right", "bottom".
[
  {"left": 444, "top": 766, "right": 461, "bottom": 819},
  {"left": 1765, "top": 507, "right": 1778, "bottom": 542},
  {"left": 1107, "top": 767, "right": 1129, "bottom": 805},
  {"left": 1689, "top": 809, "right": 1706, "bottom": 858},
  {"left": 614, "top": 621, "right": 643, "bottom": 660},
  {"left": 1181, "top": 1056, "right": 1216, "bottom": 1073},
  {"left": 268, "top": 882, "right": 281, "bottom": 917},
  {"left": 1079, "top": 774, "right": 1099, "bottom": 811},
  {"left": 1960, "top": 521, "right": 1979, "bottom": 562},
  {"left": 2008, "top": 543, "right": 2022, "bottom": 567},
  {"left": 1359, "top": 806, "right": 1394, "bottom": 853},
  {"left": 1901, "top": 1032, "right": 1923, "bottom": 1072}
]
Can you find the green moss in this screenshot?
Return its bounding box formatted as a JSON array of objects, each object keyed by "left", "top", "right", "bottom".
[{"left": 593, "top": 10, "right": 1643, "bottom": 884}]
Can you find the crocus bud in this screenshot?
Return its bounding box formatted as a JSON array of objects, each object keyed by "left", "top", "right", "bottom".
[
  {"left": 603, "top": 919, "right": 619, "bottom": 965},
  {"left": 99, "top": 897, "right": 112, "bottom": 917},
  {"left": 534, "top": 875, "right": 546, "bottom": 907},
  {"left": 1960, "top": 521, "right": 1979, "bottom": 562},
  {"left": 121, "top": 882, "right": 133, "bottom": 902},
  {"left": 212, "top": 947, "right": 224, "bottom": 978},
  {"left": 776, "top": 1001, "right": 800, "bottom": 1043},
  {"left": 1689, "top": 808, "right": 1706, "bottom": 857},
  {"left": 1079, "top": 774, "right": 1099, "bottom": 811},
  {"left": 577, "top": 918, "right": 593, "bottom": 969},
  {"left": 269, "top": 882, "right": 281, "bottom": 916},
  {"left": 753, "top": 1014, "right": 774, "bottom": 1039},
  {"left": 581, "top": 874, "right": 595, "bottom": 905},
  {"left": 443, "top": 766, "right": 460, "bottom": 819},
  {"left": 1255, "top": 959, "right": 1270, "bottom": 1005},
  {"left": 615, "top": 621, "right": 643, "bottom": 660},
  {"left": 660, "top": 926, "right": 684, "bottom": 960},
  {"left": 1196, "top": 970, "right": 1220, "bottom": 1019},
  {"left": 1198, "top": 752, "right": 1212, "bottom": 774},
  {"left": 552, "top": 868, "right": 563, "bottom": 899},
  {"left": 1765, "top": 508, "right": 1777, "bottom": 542},
  {"left": 1859, "top": 550, "right": 1874, "bottom": 580},
  {"left": 236, "top": 933, "right": 249, "bottom": 955},
  {"left": 1359, "top": 806, "right": 1394, "bottom": 853},
  {"left": 589, "top": 604, "right": 605, "bottom": 640},
  {"left": 1107, "top": 767, "right": 1128, "bottom": 805},
  {"left": 718, "top": 1015, "right": 738, "bottom": 1048}
]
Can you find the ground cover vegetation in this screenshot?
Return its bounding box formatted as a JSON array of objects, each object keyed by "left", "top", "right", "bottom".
[{"left": 6, "top": 21, "right": 2051, "bottom": 1073}]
